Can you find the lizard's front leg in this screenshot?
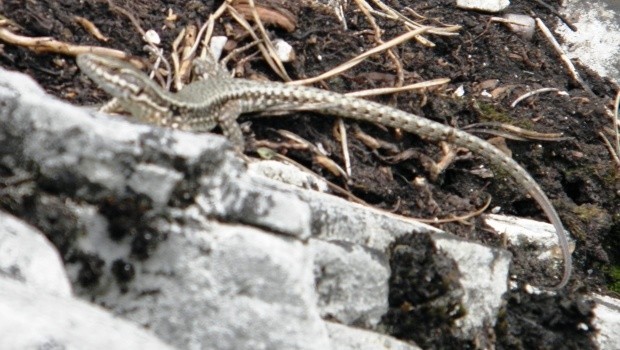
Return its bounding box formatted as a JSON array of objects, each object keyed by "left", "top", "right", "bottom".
[
  {"left": 187, "top": 100, "right": 245, "bottom": 151},
  {"left": 216, "top": 100, "right": 245, "bottom": 151}
]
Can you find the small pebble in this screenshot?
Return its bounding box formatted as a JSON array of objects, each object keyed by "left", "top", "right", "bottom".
[
  {"left": 503, "top": 14, "right": 536, "bottom": 40},
  {"left": 273, "top": 39, "right": 296, "bottom": 63},
  {"left": 210, "top": 36, "right": 228, "bottom": 60},
  {"left": 143, "top": 29, "right": 161, "bottom": 45}
]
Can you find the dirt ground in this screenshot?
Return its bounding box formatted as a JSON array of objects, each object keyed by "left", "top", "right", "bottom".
[{"left": 0, "top": 0, "right": 618, "bottom": 348}]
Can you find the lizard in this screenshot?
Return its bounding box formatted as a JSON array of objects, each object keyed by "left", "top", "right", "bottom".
[{"left": 76, "top": 52, "right": 572, "bottom": 289}]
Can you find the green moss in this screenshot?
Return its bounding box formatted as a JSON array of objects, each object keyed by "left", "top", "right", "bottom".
[
  {"left": 474, "top": 101, "right": 512, "bottom": 124},
  {"left": 601, "top": 167, "right": 620, "bottom": 186},
  {"left": 564, "top": 162, "right": 619, "bottom": 187},
  {"left": 473, "top": 101, "right": 534, "bottom": 129},
  {"left": 573, "top": 204, "right": 606, "bottom": 222},
  {"left": 605, "top": 265, "right": 620, "bottom": 294}
]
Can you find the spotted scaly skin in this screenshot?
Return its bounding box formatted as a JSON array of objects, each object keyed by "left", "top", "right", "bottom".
[{"left": 77, "top": 53, "right": 572, "bottom": 289}]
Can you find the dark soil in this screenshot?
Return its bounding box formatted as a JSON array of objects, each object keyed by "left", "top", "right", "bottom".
[{"left": 1, "top": 0, "right": 618, "bottom": 349}]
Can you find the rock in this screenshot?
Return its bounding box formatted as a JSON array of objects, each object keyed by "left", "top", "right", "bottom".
[
  {"left": 250, "top": 162, "right": 512, "bottom": 342},
  {"left": 503, "top": 13, "right": 536, "bottom": 40},
  {"left": 311, "top": 239, "right": 390, "bottom": 327},
  {"left": 592, "top": 294, "right": 620, "bottom": 350},
  {"left": 557, "top": 0, "right": 620, "bottom": 81},
  {"left": 0, "top": 277, "right": 173, "bottom": 350},
  {"left": 92, "top": 222, "right": 331, "bottom": 350},
  {"left": 456, "top": 0, "right": 510, "bottom": 13},
  {"left": 248, "top": 159, "right": 329, "bottom": 192},
  {"left": 325, "top": 322, "right": 422, "bottom": 350},
  {"left": 273, "top": 38, "right": 296, "bottom": 62},
  {"left": 127, "top": 163, "right": 183, "bottom": 207},
  {"left": 0, "top": 211, "right": 171, "bottom": 349},
  {"left": 433, "top": 235, "right": 511, "bottom": 339},
  {"left": 484, "top": 214, "right": 573, "bottom": 264},
  {"left": 0, "top": 211, "right": 72, "bottom": 297}
]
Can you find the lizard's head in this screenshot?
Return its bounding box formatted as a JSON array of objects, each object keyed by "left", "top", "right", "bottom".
[{"left": 76, "top": 53, "right": 160, "bottom": 100}]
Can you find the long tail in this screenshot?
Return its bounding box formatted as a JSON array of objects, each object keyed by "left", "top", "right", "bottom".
[{"left": 256, "top": 82, "right": 572, "bottom": 289}]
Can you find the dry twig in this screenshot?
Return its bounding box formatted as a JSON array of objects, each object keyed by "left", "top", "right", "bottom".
[
  {"left": 599, "top": 132, "right": 620, "bottom": 170},
  {"left": 245, "top": 0, "right": 291, "bottom": 80},
  {"left": 510, "top": 87, "right": 566, "bottom": 108},
  {"left": 255, "top": 150, "right": 370, "bottom": 204},
  {"left": 601, "top": 90, "right": 620, "bottom": 170},
  {"left": 535, "top": 18, "right": 593, "bottom": 96},
  {"left": 614, "top": 89, "right": 620, "bottom": 159},
  {"left": 368, "top": 0, "right": 460, "bottom": 46},
  {"left": 106, "top": 0, "right": 145, "bottom": 35},
  {"left": 225, "top": 3, "right": 290, "bottom": 81},
  {"left": 335, "top": 119, "right": 352, "bottom": 177},
  {"left": 195, "top": 2, "right": 228, "bottom": 60},
  {"left": 429, "top": 142, "right": 458, "bottom": 181},
  {"left": 531, "top": 0, "right": 578, "bottom": 31},
  {"left": 221, "top": 39, "right": 263, "bottom": 66},
  {"left": 0, "top": 27, "right": 137, "bottom": 63},
  {"left": 74, "top": 16, "right": 109, "bottom": 42},
  {"left": 412, "top": 195, "right": 492, "bottom": 224},
  {"left": 275, "top": 130, "right": 348, "bottom": 178},
  {"left": 289, "top": 26, "right": 431, "bottom": 86},
  {"left": 229, "top": 0, "right": 297, "bottom": 32},
  {"left": 462, "top": 122, "right": 568, "bottom": 142},
  {"left": 353, "top": 0, "right": 405, "bottom": 87},
  {"left": 346, "top": 78, "right": 450, "bottom": 97}
]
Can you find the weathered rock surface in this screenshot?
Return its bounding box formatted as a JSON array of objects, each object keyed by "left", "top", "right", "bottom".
[
  {"left": 0, "top": 212, "right": 173, "bottom": 350},
  {"left": 592, "top": 294, "right": 620, "bottom": 350},
  {"left": 557, "top": 0, "right": 620, "bottom": 81},
  {"left": 325, "top": 322, "right": 422, "bottom": 350},
  {"left": 0, "top": 211, "right": 72, "bottom": 297}
]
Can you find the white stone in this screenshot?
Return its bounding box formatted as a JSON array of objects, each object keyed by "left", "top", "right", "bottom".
[
  {"left": 274, "top": 39, "right": 296, "bottom": 62},
  {"left": 592, "top": 294, "right": 620, "bottom": 350},
  {"left": 0, "top": 277, "right": 173, "bottom": 350},
  {"left": 434, "top": 234, "right": 511, "bottom": 338},
  {"left": 456, "top": 0, "right": 510, "bottom": 13},
  {"left": 557, "top": 0, "right": 620, "bottom": 81},
  {"left": 89, "top": 222, "right": 331, "bottom": 350},
  {"left": 311, "top": 239, "right": 389, "bottom": 327},
  {"left": 248, "top": 159, "right": 329, "bottom": 193},
  {"left": 503, "top": 13, "right": 535, "bottom": 40},
  {"left": 325, "top": 322, "right": 422, "bottom": 350},
  {"left": 0, "top": 211, "right": 72, "bottom": 297},
  {"left": 143, "top": 29, "right": 161, "bottom": 45},
  {"left": 210, "top": 36, "right": 228, "bottom": 60},
  {"left": 128, "top": 163, "right": 183, "bottom": 206},
  {"left": 483, "top": 214, "right": 574, "bottom": 261}
]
